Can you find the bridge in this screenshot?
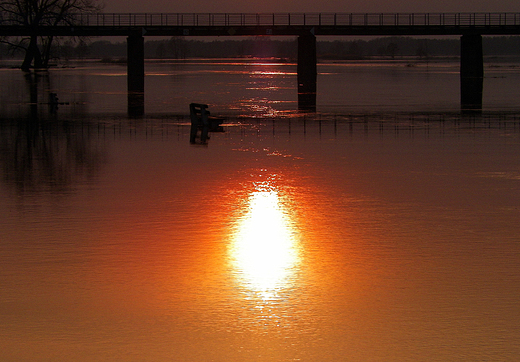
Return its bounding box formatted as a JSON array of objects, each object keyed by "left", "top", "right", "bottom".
[{"left": 2, "top": 12, "right": 520, "bottom": 113}]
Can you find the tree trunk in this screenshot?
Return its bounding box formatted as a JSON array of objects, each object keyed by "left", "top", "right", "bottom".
[
  {"left": 41, "top": 36, "right": 54, "bottom": 68},
  {"left": 21, "top": 35, "right": 43, "bottom": 71},
  {"left": 21, "top": 37, "right": 36, "bottom": 71}
]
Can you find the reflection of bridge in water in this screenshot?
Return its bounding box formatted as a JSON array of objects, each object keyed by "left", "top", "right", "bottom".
[
  {"left": 2, "top": 13, "right": 520, "bottom": 114},
  {"left": 4, "top": 111, "right": 518, "bottom": 138}
]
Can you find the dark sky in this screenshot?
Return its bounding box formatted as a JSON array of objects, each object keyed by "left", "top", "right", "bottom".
[{"left": 102, "top": 0, "right": 520, "bottom": 14}]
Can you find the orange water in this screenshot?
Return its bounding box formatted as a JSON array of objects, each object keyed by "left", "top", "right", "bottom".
[{"left": 1, "top": 117, "right": 519, "bottom": 361}]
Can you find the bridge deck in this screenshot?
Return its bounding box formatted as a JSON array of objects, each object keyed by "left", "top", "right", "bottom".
[{"left": 1, "top": 13, "right": 520, "bottom": 37}]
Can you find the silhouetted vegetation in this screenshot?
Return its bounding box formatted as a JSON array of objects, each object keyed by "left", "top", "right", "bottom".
[{"left": 0, "top": 0, "right": 103, "bottom": 70}]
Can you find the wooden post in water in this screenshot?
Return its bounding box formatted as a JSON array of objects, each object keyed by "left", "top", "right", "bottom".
[
  {"left": 297, "top": 32, "right": 317, "bottom": 111},
  {"left": 127, "top": 33, "right": 145, "bottom": 116},
  {"left": 460, "top": 34, "right": 484, "bottom": 111},
  {"left": 189, "top": 103, "right": 224, "bottom": 144}
]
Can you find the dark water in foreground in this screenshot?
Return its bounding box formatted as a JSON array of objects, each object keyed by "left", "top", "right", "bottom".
[{"left": 1, "top": 61, "right": 520, "bottom": 361}]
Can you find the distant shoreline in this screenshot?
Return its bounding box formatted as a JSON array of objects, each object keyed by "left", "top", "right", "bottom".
[{"left": 3, "top": 55, "right": 520, "bottom": 70}]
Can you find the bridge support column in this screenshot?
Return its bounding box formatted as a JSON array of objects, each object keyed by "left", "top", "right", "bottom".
[
  {"left": 297, "top": 33, "right": 317, "bottom": 111},
  {"left": 127, "top": 34, "right": 145, "bottom": 116},
  {"left": 460, "top": 34, "right": 484, "bottom": 111}
]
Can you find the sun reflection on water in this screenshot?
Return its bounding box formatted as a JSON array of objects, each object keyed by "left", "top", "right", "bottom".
[
  {"left": 230, "top": 183, "right": 300, "bottom": 301},
  {"left": 237, "top": 62, "right": 295, "bottom": 117}
]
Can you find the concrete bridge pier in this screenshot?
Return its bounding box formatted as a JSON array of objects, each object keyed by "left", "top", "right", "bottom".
[
  {"left": 297, "top": 33, "right": 317, "bottom": 111},
  {"left": 460, "top": 34, "right": 484, "bottom": 111},
  {"left": 127, "top": 33, "right": 145, "bottom": 116}
]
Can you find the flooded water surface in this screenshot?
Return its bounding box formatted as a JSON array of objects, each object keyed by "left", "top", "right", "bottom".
[{"left": 1, "top": 60, "right": 520, "bottom": 361}]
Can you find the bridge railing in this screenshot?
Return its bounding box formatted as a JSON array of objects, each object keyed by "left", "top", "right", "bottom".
[{"left": 2, "top": 12, "right": 520, "bottom": 28}]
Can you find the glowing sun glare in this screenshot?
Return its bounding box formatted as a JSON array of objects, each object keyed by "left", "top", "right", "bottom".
[{"left": 231, "top": 190, "right": 299, "bottom": 300}]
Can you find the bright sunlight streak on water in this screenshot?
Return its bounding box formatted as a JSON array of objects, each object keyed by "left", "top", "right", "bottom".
[{"left": 230, "top": 184, "right": 299, "bottom": 301}]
